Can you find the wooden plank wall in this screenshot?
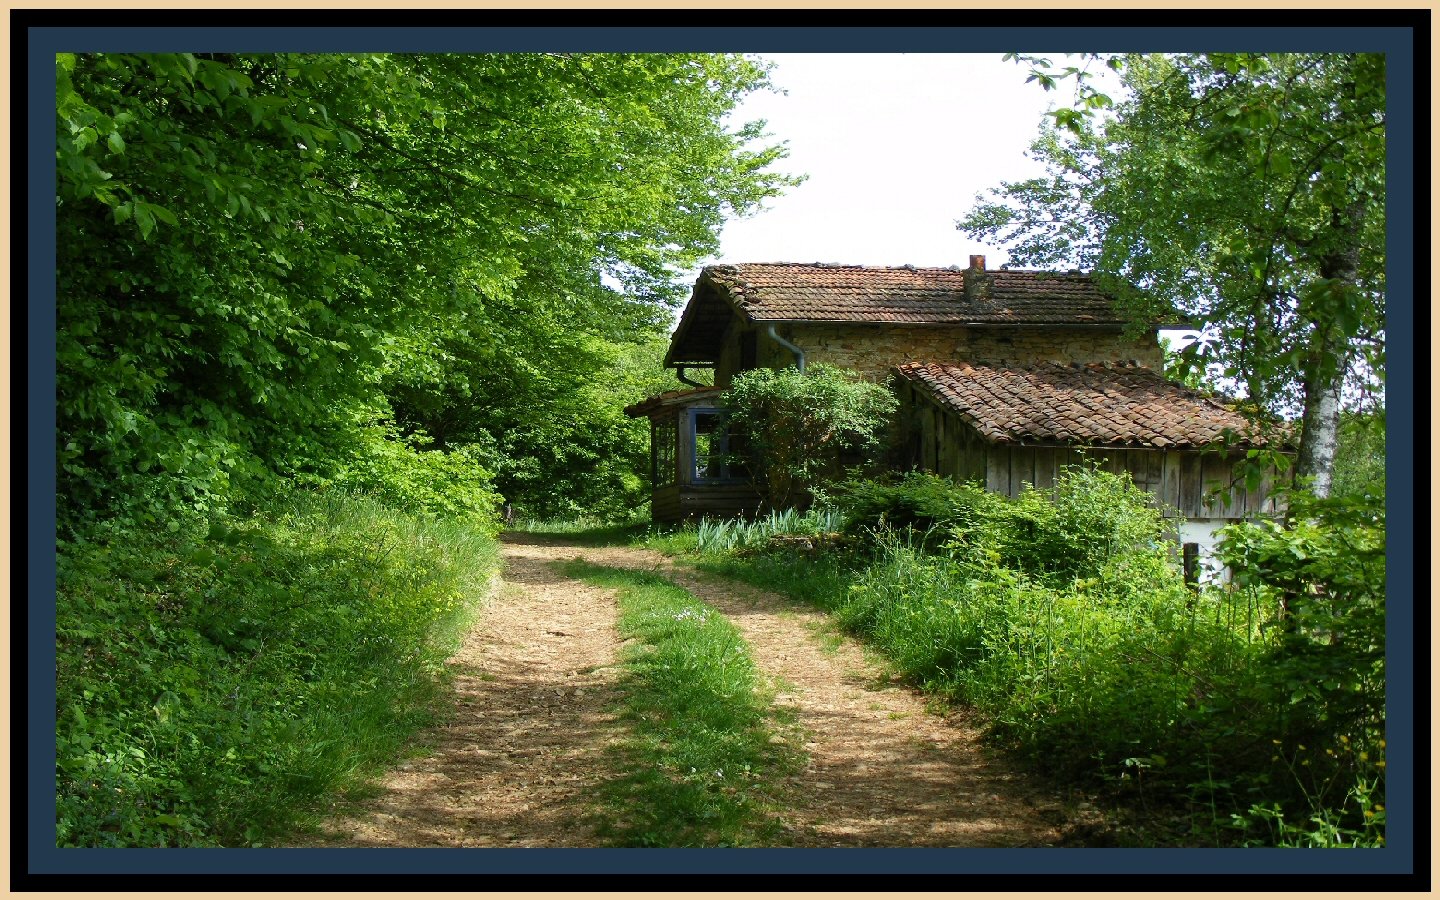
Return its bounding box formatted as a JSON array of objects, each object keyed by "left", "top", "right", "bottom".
[
  {"left": 651, "top": 484, "right": 766, "bottom": 524},
  {"left": 897, "top": 383, "right": 1285, "bottom": 520},
  {"left": 651, "top": 483, "right": 683, "bottom": 523},
  {"left": 676, "top": 485, "right": 766, "bottom": 522},
  {"left": 986, "top": 445, "right": 1278, "bottom": 519}
]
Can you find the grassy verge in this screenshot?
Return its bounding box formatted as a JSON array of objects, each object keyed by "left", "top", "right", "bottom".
[
  {"left": 513, "top": 519, "right": 654, "bottom": 547},
  {"left": 634, "top": 476, "right": 1386, "bottom": 848},
  {"left": 561, "top": 561, "right": 802, "bottom": 847},
  {"left": 55, "top": 491, "right": 499, "bottom": 847}
]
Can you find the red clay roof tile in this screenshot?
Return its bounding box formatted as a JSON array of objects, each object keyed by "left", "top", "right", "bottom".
[
  {"left": 894, "top": 360, "right": 1280, "bottom": 450},
  {"left": 666, "top": 262, "right": 1183, "bottom": 367},
  {"left": 706, "top": 262, "right": 1160, "bottom": 325}
]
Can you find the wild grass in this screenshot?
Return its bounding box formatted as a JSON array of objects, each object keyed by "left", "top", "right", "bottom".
[
  {"left": 516, "top": 519, "right": 654, "bottom": 547},
  {"left": 54, "top": 491, "right": 499, "bottom": 847},
  {"left": 645, "top": 469, "right": 1387, "bottom": 848},
  {"left": 641, "top": 507, "right": 845, "bottom": 556},
  {"left": 561, "top": 561, "right": 802, "bottom": 847}
]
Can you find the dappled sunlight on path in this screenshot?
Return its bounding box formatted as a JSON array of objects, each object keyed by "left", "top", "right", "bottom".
[
  {"left": 563, "top": 546, "right": 1067, "bottom": 848},
  {"left": 298, "top": 534, "right": 1066, "bottom": 848}
]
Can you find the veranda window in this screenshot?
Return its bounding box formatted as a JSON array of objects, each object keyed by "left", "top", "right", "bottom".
[
  {"left": 689, "top": 409, "right": 747, "bottom": 483},
  {"left": 652, "top": 417, "right": 678, "bottom": 486}
]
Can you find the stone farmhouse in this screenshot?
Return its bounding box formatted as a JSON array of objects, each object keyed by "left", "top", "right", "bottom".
[{"left": 626, "top": 256, "right": 1289, "bottom": 575}]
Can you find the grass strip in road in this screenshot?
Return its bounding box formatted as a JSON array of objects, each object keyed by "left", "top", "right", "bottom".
[{"left": 561, "top": 561, "right": 802, "bottom": 848}]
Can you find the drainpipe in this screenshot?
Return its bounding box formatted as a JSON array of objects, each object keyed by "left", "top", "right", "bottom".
[
  {"left": 765, "top": 324, "right": 806, "bottom": 373},
  {"left": 676, "top": 366, "right": 707, "bottom": 388}
]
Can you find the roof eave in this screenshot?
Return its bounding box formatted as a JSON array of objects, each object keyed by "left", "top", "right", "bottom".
[
  {"left": 751, "top": 316, "right": 1173, "bottom": 329},
  {"left": 664, "top": 269, "right": 750, "bottom": 368}
]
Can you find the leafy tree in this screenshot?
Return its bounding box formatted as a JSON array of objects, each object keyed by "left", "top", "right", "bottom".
[
  {"left": 55, "top": 52, "right": 799, "bottom": 531},
  {"left": 387, "top": 320, "right": 688, "bottom": 519},
  {"left": 1332, "top": 407, "right": 1386, "bottom": 499},
  {"left": 960, "top": 53, "right": 1386, "bottom": 497},
  {"left": 721, "top": 364, "right": 898, "bottom": 511}
]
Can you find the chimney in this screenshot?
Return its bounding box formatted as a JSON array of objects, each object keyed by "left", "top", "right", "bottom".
[{"left": 963, "top": 254, "right": 993, "bottom": 301}]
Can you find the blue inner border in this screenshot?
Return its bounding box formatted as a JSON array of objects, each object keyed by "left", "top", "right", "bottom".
[{"left": 27, "top": 19, "right": 1421, "bottom": 879}]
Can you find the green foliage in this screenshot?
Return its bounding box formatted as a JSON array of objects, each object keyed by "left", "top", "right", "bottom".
[
  {"left": 669, "top": 465, "right": 1387, "bottom": 847},
  {"left": 1159, "top": 335, "right": 1208, "bottom": 391},
  {"left": 55, "top": 492, "right": 498, "bottom": 847},
  {"left": 1214, "top": 487, "right": 1385, "bottom": 842},
  {"left": 562, "top": 562, "right": 800, "bottom": 847},
  {"left": 830, "top": 465, "right": 1166, "bottom": 584},
  {"left": 1332, "top": 407, "right": 1386, "bottom": 498},
  {"left": 994, "top": 463, "right": 1170, "bottom": 586},
  {"left": 836, "top": 540, "right": 1228, "bottom": 781},
  {"left": 55, "top": 51, "right": 800, "bottom": 532},
  {"left": 331, "top": 425, "right": 503, "bottom": 530},
  {"left": 830, "top": 471, "right": 993, "bottom": 535},
  {"left": 721, "top": 364, "right": 898, "bottom": 510},
  {"left": 680, "top": 508, "right": 845, "bottom": 555},
  {"left": 962, "top": 53, "right": 1385, "bottom": 493},
  {"left": 392, "top": 330, "right": 689, "bottom": 521}
]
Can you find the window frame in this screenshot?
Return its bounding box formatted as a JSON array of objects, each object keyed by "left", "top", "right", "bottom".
[
  {"left": 651, "top": 415, "right": 678, "bottom": 487},
  {"left": 687, "top": 407, "right": 747, "bottom": 484}
]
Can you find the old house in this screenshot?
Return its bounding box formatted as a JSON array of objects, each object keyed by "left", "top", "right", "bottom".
[{"left": 626, "top": 256, "right": 1288, "bottom": 575}]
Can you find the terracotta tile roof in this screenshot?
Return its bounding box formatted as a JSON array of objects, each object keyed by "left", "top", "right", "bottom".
[
  {"left": 665, "top": 261, "right": 1184, "bottom": 367},
  {"left": 623, "top": 386, "right": 724, "bottom": 418},
  {"left": 705, "top": 262, "right": 1165, "bottom": 325},
  {"left": 894, "top": 361, "right": 1279, "bottom": 450}
]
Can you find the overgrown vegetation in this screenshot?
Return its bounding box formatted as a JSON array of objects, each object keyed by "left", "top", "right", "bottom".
[
  {"left": 651, "top": 466, "right": 1386, "bottom": 848},
  {"left": 56, "top": 51, "right": 797, "bottom": 534},
  {"left": 53, "top": 51, "right": 799, "bottom": 846},
  {"left": 721, "top": 364, "right": 897, "bottom": 511},
  {"left": 55, "top": 492, "right": 498, "bottom": 847},
  {"left": 562, "top": 561, "right": 801, "bottom": 847},
  {"left": 646, "top": 508, "right": 845, "bottom": 556}
]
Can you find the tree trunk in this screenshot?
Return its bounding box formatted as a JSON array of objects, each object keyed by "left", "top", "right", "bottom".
[
  {"left": 1295, "top": 333, "right": 1345, "bottom": 498},
  {"left": 1295, "top": 200, "right": 1365, "bottom": 498}
]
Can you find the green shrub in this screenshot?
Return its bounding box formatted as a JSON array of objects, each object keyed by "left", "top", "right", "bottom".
[
  {"left": 829, "top": 471, "right": 998, "bottom": 547},
  {"left": 332, "top": 426, "right": 503, "bottom": 531},
  {"left": 55, "top": 492, "right": 498, "bottom": 847},
  {"left": 837, "top": 532, "right": 1249, "bottom": 786},
  {"left": 1214, "top": 486, "right": 1386, "bottom": 845},
  {"left": 722, "top": 364, "right": 897, "bottom": 510},
  {"left": 990, "top": 463, "right": 1170, "bottom": 586}
]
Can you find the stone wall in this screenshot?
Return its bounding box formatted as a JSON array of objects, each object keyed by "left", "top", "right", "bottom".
[{"left": 718, "top": 322, "right": 1165, "bottom": 384}]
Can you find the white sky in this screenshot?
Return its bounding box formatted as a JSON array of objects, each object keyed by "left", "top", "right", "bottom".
[
  {"left": 691, "top": 52, "right": 1196, "bottom": 348},
  {"left": 703, "top": 52, "right": 1108, "bottom": 270}
]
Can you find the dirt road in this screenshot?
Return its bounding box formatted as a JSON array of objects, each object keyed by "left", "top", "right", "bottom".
[{"left": 298, "top": 533, "right": 1069, "bottom": 848}]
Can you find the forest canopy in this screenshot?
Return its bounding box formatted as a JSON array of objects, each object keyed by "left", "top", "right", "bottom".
[{"left": 56, "top": 51, "right": 801, "bottom": 531}]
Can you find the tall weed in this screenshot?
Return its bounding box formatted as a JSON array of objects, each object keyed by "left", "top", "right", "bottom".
[{"left": 682, "top": 508, "right": 844, "bottom": 555}]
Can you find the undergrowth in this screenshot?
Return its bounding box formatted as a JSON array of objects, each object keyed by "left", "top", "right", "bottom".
[
  {"left": 640, "top": 467, "right": 1387, "bottom": 848},
  {"left": 55, "top": 491, "right": 499, "bottom": 847}
]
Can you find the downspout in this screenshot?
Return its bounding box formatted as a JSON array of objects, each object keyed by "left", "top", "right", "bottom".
[{"left": 765, "top": 324, "right": 806, "bottom": 373}]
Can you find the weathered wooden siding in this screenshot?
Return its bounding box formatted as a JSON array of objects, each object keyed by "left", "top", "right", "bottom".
[
  {"left": 651, "top": 483, "right": 684, "bottom": 523},
  {"left": 650, "top": 483, "right": 766, "bottom": 524},
  {"left": 900, "top": 386, "right": 1284, "bottom": 520}
]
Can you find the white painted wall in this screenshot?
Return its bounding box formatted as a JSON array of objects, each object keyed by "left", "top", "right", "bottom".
[{"left": 1177, "top": 518, "right": 1233, "bottom": 585}]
